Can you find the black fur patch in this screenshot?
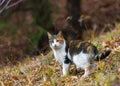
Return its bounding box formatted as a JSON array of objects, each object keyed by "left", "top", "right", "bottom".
[
  {"left": 64, "top": 55, "right": 71, "bottom": 64},
  {"left": 94, "top": 50, "right": 111, "bottom": 61}
]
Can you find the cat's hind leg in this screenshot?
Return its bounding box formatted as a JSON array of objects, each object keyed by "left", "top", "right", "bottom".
[{"left": 81, "top": 66, "right": 91, "bottom": 78}]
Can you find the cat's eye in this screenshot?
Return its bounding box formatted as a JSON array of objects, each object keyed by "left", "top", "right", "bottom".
[
  {"left": 56, "top": 40, "right": 60, "bottom": 42},
  {"left": 57, "top": 40, "right": 63, "bottom": 43},
  {"left": 57, "top": 40, "right": 62, "bottom": 43}
]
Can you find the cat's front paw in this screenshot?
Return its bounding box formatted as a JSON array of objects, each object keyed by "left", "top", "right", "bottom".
[
  {"left": 80, "top": 74, "right": 89, "bottom": 80},
  {"left": 61, "top": 74, "right": 65, "bottom": 77},
  {"left": 61, "top": 73, "right": 69, "bottom": 77}
]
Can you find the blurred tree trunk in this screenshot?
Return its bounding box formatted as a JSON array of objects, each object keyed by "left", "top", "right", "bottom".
[
  {"left": 67, "top": 0, "right": 83, "bottom": 39},
  {"left": 31, "top": 0, "right": 54, "bottom": 32},
  {"left": 30, "top": 0, "right": 55, "bottom": 54}
]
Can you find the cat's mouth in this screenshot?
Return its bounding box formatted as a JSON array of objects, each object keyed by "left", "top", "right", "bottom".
[{"left": 53, "top": 45, "right": 60, "bottom": 49}]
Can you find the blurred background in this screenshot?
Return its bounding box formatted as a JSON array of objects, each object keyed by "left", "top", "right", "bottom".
[{"left": 0, "top": 0, "right": 120, "bottom": 58}]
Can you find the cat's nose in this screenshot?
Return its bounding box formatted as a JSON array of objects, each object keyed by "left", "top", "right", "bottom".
[{"left": 54, "top": 44, "right": 57, "bottom": 47}]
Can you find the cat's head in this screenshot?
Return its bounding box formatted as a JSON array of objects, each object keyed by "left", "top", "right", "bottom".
[{"left": 47, "top": 31, "right": 66, "bottom": 50}]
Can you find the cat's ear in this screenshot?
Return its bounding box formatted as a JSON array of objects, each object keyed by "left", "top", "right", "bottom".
[
  {"left": 57, "top": 31, "right": 63, "bottom": 37},
  {"left": 47, "top": 32, "right": 52, "bottom": 39}
]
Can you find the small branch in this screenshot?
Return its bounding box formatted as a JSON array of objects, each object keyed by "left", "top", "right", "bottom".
[
  {"left": 0, "top": 0, "right": 23, "bottom": 14},
  {"left": 6, "top": 0, "right": 23, "bottom": 9},
  {"left": 0, "top": 0, "right": 11, "bottom": 13},
  {"left": 0, "top": 0, "right": 5, "bottom": 6}
]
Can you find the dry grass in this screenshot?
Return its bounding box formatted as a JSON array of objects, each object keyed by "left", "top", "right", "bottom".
[{"left": 0, "top": 24, "right": 120, "bottom": 86}]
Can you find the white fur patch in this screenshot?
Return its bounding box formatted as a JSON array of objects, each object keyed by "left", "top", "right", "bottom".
[
  {"left": 72, "top": 51, "right": 90, "bottom": 69},
  {"left": 51, "top": 40, "right": 70, "bottom": 76},
  {"left": 51, "top": 40, "right": 66, "bottom": 64}
]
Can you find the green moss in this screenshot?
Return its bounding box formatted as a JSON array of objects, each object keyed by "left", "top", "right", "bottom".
[
  {"left": 25, "top": 27, "right": 47, "bottom": 53},
  {"left": 30, "top": 28, "right": 46, "bottom": 47},
  {"left": 0, "top": 23, "right": 8, "bottom": 30},
  {"left": 31, "top": 0, "right": 53, "bottom": 30}
]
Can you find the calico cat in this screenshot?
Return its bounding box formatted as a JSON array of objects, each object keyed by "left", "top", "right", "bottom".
[{"left": 47, "top": 31, "right": 111, "bottom": 78}]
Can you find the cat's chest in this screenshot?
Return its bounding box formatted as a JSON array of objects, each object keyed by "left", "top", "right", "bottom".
[{"left": 53, "top": 50, "right": 66, "bottom": 64}]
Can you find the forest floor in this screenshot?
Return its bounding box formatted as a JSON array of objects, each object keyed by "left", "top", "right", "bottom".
[{"left": 0, "top": 24, "right": 120, "bottom": 86}]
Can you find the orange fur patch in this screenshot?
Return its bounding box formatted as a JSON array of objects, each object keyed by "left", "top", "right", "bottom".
[
  {"left": 69, "top": 40, "right": 74, "bottom": 46},
  {"left": 87, "top": 45, "right": 92, "bottom": 51},
  {"left": 76, "top": 42, "right": 82, "bottom": 49},
  {"left": 56, "top": 37, "right": 64, "bottom": 43}
]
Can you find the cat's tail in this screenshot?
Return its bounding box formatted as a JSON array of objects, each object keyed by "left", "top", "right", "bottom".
[{"left": 94, "top": 50, "right": 111, "bottom": 61}]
